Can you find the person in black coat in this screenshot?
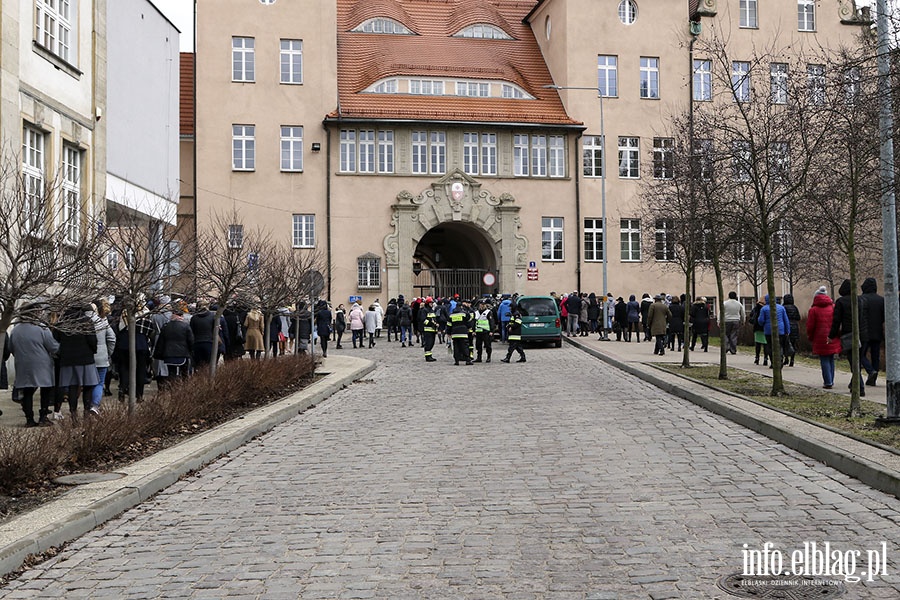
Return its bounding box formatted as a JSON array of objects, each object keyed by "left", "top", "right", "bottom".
[
  {"left": 384, "top": 299, "right": 399, "bottom": 342},
  {"left": 829, "top": 278, "right": 870, "bottom": 396},
  {"left": 190, "top": 303, "right": 218, "bottom": 369},
  {"left": 54, "top": 306, "right": 99, "bottom": 418},
  {"left": 222, "top": 306, "right": 246, "bottom": 361},
  {"left": 333, "top": 304, "right": 346, "bottom": 349},
  {"left": 782, "top": 294, "right": 802, "bottom": 367},
  {"left": 689, "top": 297, "right": 711, "bottom": 352},
  {"left": 155, "top": 312, "right": 194, "bottom": 384},
  {"left": 668, "top": 296, "right": 685, "bottom": 351},
  {"left": 314, "top": 301, "right": 332, "bottom": 357},
  {"left": 613, "top": 297, "right": 628, "bottom": 341},
  {"left": 860, "top": 277, "right": 885, "bottom": 386}
]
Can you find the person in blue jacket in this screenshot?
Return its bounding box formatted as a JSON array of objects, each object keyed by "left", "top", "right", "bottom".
[
  {"left": 497, "top": 297, "right": 512, "bottom": 342},
  {"left": 757, "top": 295, "right": 790, "bottom": 369}
]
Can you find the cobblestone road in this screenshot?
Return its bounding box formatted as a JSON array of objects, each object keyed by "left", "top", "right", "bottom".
[{"left": 3, "top": 341, "right": 900, "bottom": 599}]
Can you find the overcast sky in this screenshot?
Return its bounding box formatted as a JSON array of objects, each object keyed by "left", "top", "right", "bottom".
[{"left": 150, "top": 0, "right": 891, "bottom": 54}]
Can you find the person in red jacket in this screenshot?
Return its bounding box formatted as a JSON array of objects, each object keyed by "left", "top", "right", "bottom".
[{"left": 806, "top": 286, "right": 842, "bottom": 389}]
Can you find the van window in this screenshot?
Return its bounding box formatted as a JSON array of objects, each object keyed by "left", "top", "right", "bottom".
[{"left": 518, "top": 298, "right": 558, "bottom": 317}]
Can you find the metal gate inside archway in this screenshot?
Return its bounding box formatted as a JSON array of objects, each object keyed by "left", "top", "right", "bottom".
[{"left": 411, "top": 268, "right": 498, "bottom": 300}]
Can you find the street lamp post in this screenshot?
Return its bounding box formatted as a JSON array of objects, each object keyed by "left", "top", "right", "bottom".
[{"left": 544, "top": 84, "right": 608, "bottom": 339}]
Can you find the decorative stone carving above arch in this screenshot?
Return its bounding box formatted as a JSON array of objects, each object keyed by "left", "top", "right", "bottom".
[{"left": 383, "top": 168, "right": 528, "bottom": 296}]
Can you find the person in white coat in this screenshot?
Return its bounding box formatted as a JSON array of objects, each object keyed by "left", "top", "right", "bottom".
[
  {"left": 373, "top": 299, "right": 384, "bottom": 339},
  {"left": 364, "top": 304, "right": 379, "bottom": 348}
]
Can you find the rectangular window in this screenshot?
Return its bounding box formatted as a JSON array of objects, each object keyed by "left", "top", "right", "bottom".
[
  {"left": 696, "top": 139, "right": 714, "bottom": 181},
  {"left": 463, "top": 133, "right": 479, "bottom": 175},
  {"left": 481, "top": 133, "right": 497, "bottom": 175},
  {"left": 798, "top": 0, "right": 816, "bottom": 31},
  {"left": 513, "top": 134, "right": 529, "bottom": 176},
  {"left": 541, "top": 217, "right": 564, "bottom": 261},
  {"left": 549, "top": 136, "right": 565, "bottom": 178},
  {"left": 430, "top": 131, "right": 446, "bottom": 174},
  {"left": 228, "top": 224, "right": 244, "bottom": 249},
  {"left": 653, "top": 137, "right": 674, "bottom": 179},
  {"left": 359, "top": 130, "right": 376, "bottom": 173},
  {"left": 62, "top": 145, "right": 81, "bottom": 245},
  {"left": 22, "top": 125, "right": 45, "bottom": 234},
  {"left": 340, "top": 130, "right": 357, "bottom": 173},
  {"left": 531, "top": 135, "right": 548, "bottom": 177},
  {"left": 409, "top": 79, "right": 444, "bottom": 95},
  {"left": 584, "top": 218, "right": 604, "bottom": 262},
  {"left": 808, "top": 64, "right": 825, "bottom": 105},
  {"left": 597, "top": 55, "right": 618, "bottom": 97},
  {"left": 232, "top": 125, "right": 255, "bottom": 170},
  {"left": 35, "top": 0, "right": 73, "bottom": 62},
  {"left": 280, "top": 126, "right": 303, "bottom": 172},
  {"left": 732, "top": 139, "right": 752, "bottom": 182},
  {"left": 620, "top": 218, "right": 641, "bottom": 262},
  {"left": 358, "top": 257, "right": 381, "bottom": 288},
  {"left": 693, "top": 59, "right": 712, "bottom": 101},
  {"left": 769, "top": 141, "right": 790, "bottom": 184},
  {"left": 740, "top": 0, "right": 758, "bottom": 28},
  {"left": 770, "top": 63, "right": 789, "bottom": 104},
  {"left": 232, "top": 37, "right": 255, "bottom": 82},
  {"left": 292, "top": 214, "right": 315, "bottom": 248},
  {"left": 655, "top": 219, "right": 676, "bottom": 261},
  {"left": 373, "top": 79, "right": 398, "bottom": 94},
  {"left": 456, "top": 82, "right": 489, "bottom": 97},
  {"left": 164, "top": 240, "right": 181, "bottom": 278},
  {"left": 280, "top": 39, "right": 302, "bottom": 84},
  {"left": 378, "top": 131, "right": 394, "bottom": 173},
  {"left": 502, "top": 84, "right": 525, "bottom": 99},
  {"left": 411, "top": 131, "right": 427, "bottom": 174},
  {"left": 618, "top": 136, "right": 640, "bottom": 179},
  {"left": 732, "top": 61, "right": 751, "bottom": 102},
  {"left": 583, "top": 135, "right": 604, "bottom": 178},
  {"left": 640, "top": 57, "right": 660, "bottom": 99},
  {"left": 844, "top": 66, "right": 860, "bottom": 105}
]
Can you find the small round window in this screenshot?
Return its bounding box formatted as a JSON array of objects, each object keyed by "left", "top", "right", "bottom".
[
  {"left": 260, "top": 0, "right": 276, "bottom": 5},
  {"left": 618, "top": 0, "right": 637, "bottom": 25},
  {"left": 545, "top": 16, "right": 551, "bottom": 40}
]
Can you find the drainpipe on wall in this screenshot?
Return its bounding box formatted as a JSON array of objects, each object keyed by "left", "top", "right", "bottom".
[
  {"left": 325, "top": 126, "right": 333, "bottom": 300},
  {"left": 574, "top": 131, "right": 583, "bottom": 294}
]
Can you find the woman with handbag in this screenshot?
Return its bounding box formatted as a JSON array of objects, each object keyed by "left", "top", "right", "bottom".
[{"left": 828, "top": 279, "right": 869, "bottom": 396}]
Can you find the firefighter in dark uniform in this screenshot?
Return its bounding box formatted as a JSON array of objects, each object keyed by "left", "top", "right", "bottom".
[
  {"left": 501, "top": 309, "right": 526, "bottom": 363},
  {"left": 420, "top": 297, "right": 438, "bottom": 362},
  {"left": 449, "top": 297, "right": 474, "bottom": 366},
  {"left": 473, "top": 298, "right": 495, "bottom": 363}
]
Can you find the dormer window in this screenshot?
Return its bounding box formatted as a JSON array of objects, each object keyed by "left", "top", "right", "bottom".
[
  {"left": 352, "top": 17, "right": 414, "bottom": 35},
  {"left": 502, "top": 84, "right": 531, "bottom": 99},
  {"left": 362, "top": 77, "right": 534, "bottom": 100},
  {"left": 453, "top": 24, "right": 512, "bottom": 40}
]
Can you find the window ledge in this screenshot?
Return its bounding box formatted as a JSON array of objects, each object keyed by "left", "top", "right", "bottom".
[{"left": 32, "top": 41, "right": 81, "bottom": 79}]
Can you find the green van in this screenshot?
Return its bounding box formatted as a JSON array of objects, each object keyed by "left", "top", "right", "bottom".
[{"left": 515, "top": 295, "right": 563, "bottom": 347}]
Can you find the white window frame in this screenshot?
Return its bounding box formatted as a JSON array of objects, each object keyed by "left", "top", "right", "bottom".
[
  {"left": 655, "top": 219, "right": 676, "bottom": 262},
  {"left": 501, "top": 84, "right": 528, "bottom": 99},
  {"left": 696, "top": 138, "right": 714, "bottom": 181},
  {"left": 732, "top": 61, "right": 751, "bottom": 103},
  {"left": 770, "top": 63, "right": 788, "bottom": 105},
  {"left": 541, "top": 217, "right": 564, "bottom": 262},
  {"left": 23, "top": 125, "right": 46, "bottom": 235},
  {"left": 798, "top": 0, "right": 816, "bottom": 32},
  {"left": 598, "top": 55, "right": 618, "bottom": 98},
  {"left": 357, "top": 256, "right": 381, "bottom": 288},
  {"left": 280, "top": 39, "right": 302, "bottom": 84},
  {"left": 232, "top": 37, "right": 255, "bottom": 82},
  {"left": 618, "top": 0, "right": 638, "bottom": 25},
  {"left": 358, "top": 130, "right": 376, "bottom": 173},
  {"left": 378, "top": 131, "right": 394, "bottom": 174},
  {"left": 353, "top": 18, "right": 413, "bottom": 35},
  {"left": 232, "top": 125, "right": 255, "bottom": 171},
  {"left": 280, "top": 126, "right": 303, "bottom": 172},
  {"left": 693, "top": 59, "right": 712, "bottom": 101},
  {"left": 371, "top": 79, "right": 398, "bottom": 94},
  {"left": 740, "top": 0, "right": 758, "bottom": 28},
  {"left": 456, "top": 81, "right": 489, "bottom": 97},
  {"left": 430, "top": 131, "right": 446, "bottom": 175},
  {"left": 531, "top": 135, "right": 548, "bottom": 177},
  {"left": 453, "top": 24, "right": 512, "bottom": 39},
  {"left": 481, "top": 133, "right": 497, "bottom": 176},
  {"left": 228, "top": 224, "right": 244, "bottom": 249},
  {"left": 618, "top": 136, "right": 640, "bottom": 179},
  {"left": 807, "top": 64, "right": 825, "bottom": 105},
  {"left": 35, "top": 0, "right": 73, "bottom": 63},
  {"left": 653, "top": 137, "right": 674, "bottom": 179},
  {"left": 549, "top": 136, "right": 565, "bottom": 178},
  {"left": 409, "top": 79, "right": 444, "bottom": 95},
  {"left": 640, "top": 57, "right": 660, "bottom": 99},
  {"left": 769, "top": 141, "right": 790, "bottom": 185},
  {"left": 513, "top": 134, "right": 529, "bottom": 177},
  {"left": 584, "top": 218, "right": 604, "bottom": 262},
  {"left": 463, "top": 133, "right": 479, "bottom": 175},
  {"left": 620, "top": 218, "right": 642, "bottom": 262},
  {"left": 411, "top": 131, "right": 427, "bottom": 174},
  {"left": 62, "top": 145, "right": 81, "bottom": 245},
  {"left": 340, "top": 129, "right": 394, "bottom": 173},
  {"left": 732, "top": 139, "right": 752, "bottom": 182},
  {"left": 583, "top": 135, "right": 604, "bottom": 178},
  {"left": 292, "top": 214, "right": 315, "bottom": 248},
  {"left": 339, "top": 130, "right": 357, "bottom": 173}
]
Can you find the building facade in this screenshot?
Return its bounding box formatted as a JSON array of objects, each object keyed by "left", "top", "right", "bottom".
[{"left": 194, "top": 0, "right": 868, "bottom": 306}]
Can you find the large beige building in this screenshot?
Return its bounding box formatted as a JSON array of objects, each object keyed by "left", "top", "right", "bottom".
[{"left": 194, "top": 0, "right": 868, "bottom": 307}]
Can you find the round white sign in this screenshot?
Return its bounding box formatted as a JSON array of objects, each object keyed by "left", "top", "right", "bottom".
[{"left": 483, "top": 272, "right": 496, "bottom": 286}]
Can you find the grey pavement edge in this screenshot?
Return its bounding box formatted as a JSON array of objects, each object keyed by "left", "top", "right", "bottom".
[
  {"left": 0, "top": 355, "right": 375, "bottom": 579},
  {"left": 565, "top": 336, "right": 900, "bottom": 501}
]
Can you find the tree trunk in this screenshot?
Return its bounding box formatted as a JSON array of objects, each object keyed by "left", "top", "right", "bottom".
[
  {"left": 682, "top": 271, "right": 692, "bottom": 368},
  {"left": 713, "top": 260, "right": 727, "bottom": 380},
  {"left": 848, "top": 250, "right": 862, "bottom": 418},
  {"left": 764, "top": 237, "right": 785, "bottom": 396},
  {"left": 209, "top": 307, "right": 225, "bottom": 377},
  {"left": 127, "top": 312, "right": 138, "bottom": 414}
]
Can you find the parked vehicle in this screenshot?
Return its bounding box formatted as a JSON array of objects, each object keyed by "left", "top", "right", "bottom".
[{"left": 516, "top": 295, "right": 562, "bottom": 347}]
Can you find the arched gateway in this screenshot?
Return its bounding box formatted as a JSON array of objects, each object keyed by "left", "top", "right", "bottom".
[{"left": 383, "top": 169, "right": 528, "bottom": 299}]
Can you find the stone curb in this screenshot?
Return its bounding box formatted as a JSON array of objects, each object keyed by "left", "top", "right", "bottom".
[
  {"left": 0, "top": 356, "right": 375, "bottom": 578},
  {"left": 566, "top": 337, "right": 900, "bottom": 500}
]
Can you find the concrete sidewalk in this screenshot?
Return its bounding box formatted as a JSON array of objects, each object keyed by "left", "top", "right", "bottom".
[{"left": 567, "top": 333, "right": 887, "bottom": 405}]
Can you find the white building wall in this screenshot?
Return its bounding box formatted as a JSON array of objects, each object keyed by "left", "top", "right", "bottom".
[{"left": 106, "top": 0, "right": 179, "bottom": 223}]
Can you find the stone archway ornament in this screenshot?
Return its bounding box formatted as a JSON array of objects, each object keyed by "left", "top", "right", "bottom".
[{"left": 383, "top": 169, "right": 528, "bottom": 296}]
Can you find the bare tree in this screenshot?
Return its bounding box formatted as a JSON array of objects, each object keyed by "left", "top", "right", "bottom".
[{"left": 93, "top": 204, "right": 189, "bottom": 411}]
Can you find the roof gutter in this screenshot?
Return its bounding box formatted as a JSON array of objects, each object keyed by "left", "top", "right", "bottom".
[{"left": 322, "top": 116, "right": 585, "bottom": 131}]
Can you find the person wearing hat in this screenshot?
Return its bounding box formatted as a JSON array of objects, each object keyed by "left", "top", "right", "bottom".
[
  {"left": 807, "top": 286, "right": 841, "bottom": 388},
  {"left": 420, "top": 297, "right": 438, "bottom": 362},
  {"left": 500, "top": 308, "right": 526, "bottom": 363},
  {"left": 690, "top": 296, "right": 711, "bottom": 352},
  {"left": 397, "top": 297, "right": 413, "bottom": 347},
  {"left": 647, "top": 295, "right": 671, "bottom": 355},
  {"left": 449, "top": 297, "right": 474, "bottom": 365},
  {"left": 473, "top": 298, "right": 496, "bottom": 362}
]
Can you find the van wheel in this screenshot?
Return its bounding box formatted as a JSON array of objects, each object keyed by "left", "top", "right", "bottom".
[{"left": 555, "top": 338, "right": 562, "bottom": 348}]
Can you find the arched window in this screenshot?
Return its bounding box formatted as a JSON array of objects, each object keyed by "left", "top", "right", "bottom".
[
  {"left": 352, "top": 17, "right": 414, "bottom": 35},
  {"left": 453, "top": 24, "right": 512, "bottom": 40},
  {"left": 618, "top": 0, "right": 638, "bottom": 25}
]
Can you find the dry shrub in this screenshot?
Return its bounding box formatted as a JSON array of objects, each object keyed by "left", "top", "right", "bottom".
[{"left": 0, "top": 354, "right": 316, "bottom": 495}]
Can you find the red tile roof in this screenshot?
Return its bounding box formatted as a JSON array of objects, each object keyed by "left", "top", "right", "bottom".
[
  {"left": 180, "top": 53, "right": 194, "bottom": 136},
  {"left": 332, "top": 0, "right": 581, "bottom": 126}
]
